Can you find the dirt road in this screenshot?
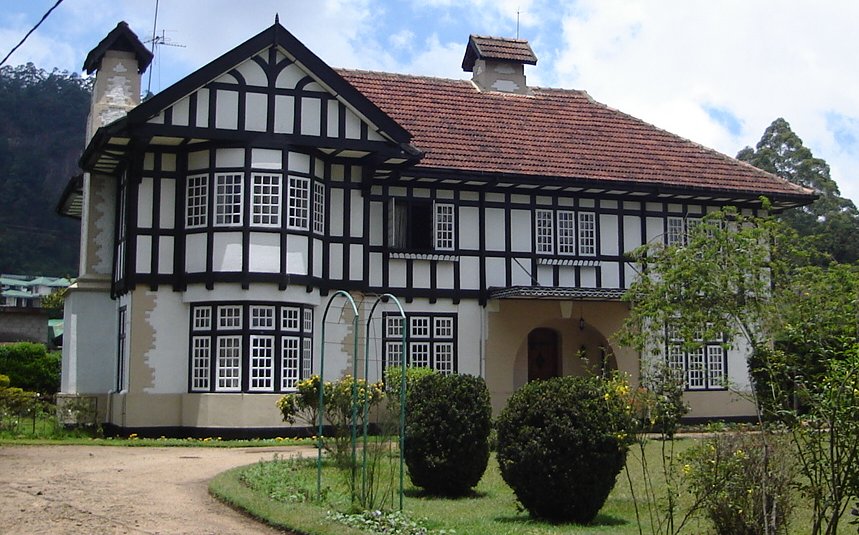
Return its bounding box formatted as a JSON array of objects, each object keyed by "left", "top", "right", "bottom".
[{"left": 0, "top": 444, "right": 315, "bottom": 534}]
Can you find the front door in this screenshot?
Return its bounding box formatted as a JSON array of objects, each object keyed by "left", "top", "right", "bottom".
[{"left": 528, "top": 328, "right": 559, "bottom": 382}]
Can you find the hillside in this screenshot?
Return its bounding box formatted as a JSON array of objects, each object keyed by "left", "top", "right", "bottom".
[{"left": 0, "top": 63, "right": 91, "bottom": 277}]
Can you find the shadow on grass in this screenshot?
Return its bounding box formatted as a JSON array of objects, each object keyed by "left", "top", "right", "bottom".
[
  {"left": 403, "top": 488, "right": 490, "bottom": 500},
  {"left": 494, "top": 512, "right": 629, "bottom": 527}
]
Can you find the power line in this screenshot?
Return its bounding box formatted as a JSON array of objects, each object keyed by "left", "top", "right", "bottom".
[{"left": 0, "top": 0, "right": 66, "bottom": 68}]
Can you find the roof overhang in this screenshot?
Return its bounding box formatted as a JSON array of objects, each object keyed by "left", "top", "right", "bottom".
[
  {"left": 56, "top": 174, "right": 84, "bottom": 219},
  {"left": 388, "top": 166, "right": 816, "bottom": 211},
  {"left": 490, "top": 286, "right": 627, "bottom": 301}
]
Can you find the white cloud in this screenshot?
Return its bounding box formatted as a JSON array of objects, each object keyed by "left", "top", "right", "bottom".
[{"left": 550, "top": 0, "right": 859, "bottom": 199}]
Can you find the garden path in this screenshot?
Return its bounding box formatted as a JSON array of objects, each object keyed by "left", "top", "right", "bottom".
[{"left": 0, "top": 444, "right": 314, "bottom": 534}]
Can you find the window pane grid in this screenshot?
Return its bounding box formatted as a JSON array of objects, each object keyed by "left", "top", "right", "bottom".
[
  {"left": 216, "top": 336, "right": 242, "bottom": 391},
  {"left": 218, "top": 305, "right": 242, "bottom": 329},
  {"left": 666, "top": 216, "right": 684, "bottom": 246},
  {"left": 313, "top": 182, "right": 325, "bottom": 234},
  {"left": 410, "top": 317, "right": 430, "bottom": 338},
  {"left": 281, "top": 336, "right": 300, "bottom": 390},
  {"left": 215, "top": 173, "right": 243, "bottom": 226},
  {"left": 384, "top": 314, "right": 456, "bottom": 375},
  {"left": 687, "top": 348, "right": 706, "bottom": 389},
  {"left": 281, "top": 307, "right": 300, "bottom": 331},
  {"left": 192, "top": 306, "right": 212, "bottom": 331},
  {"left": 434, "top": 203, "right": 455, "bottom": 250},
  {"left": 250, "top": 305, "right": 275, "bottom": 330},
  {"left": 251, "top": 173, "right": 281, "bottom": 227},
  {"left": 249, "top": 336, "right": 274, "bottom": 391},
  {"left": 578, "top": 212, "right": 596, "bottom": 256},
  {"left": 288, "top": 175, "right": 310, "bottom": 229},
  {"left": 410, "top": 342, "right": 431, "bottom": 368},
  {"left": 302, "top": 337, "right": 312, "bottom": 380},
  {"left": 434, "top": 342, "right": 454, "bottom": 375},
  {"left": 536, "top": 209, "right": 554, "bottom": 254},
  {"left": 191, "top": 337, "right": 211, "bottom": 391},
  {"left": 386, "top": 316, "right": 403, "bottom": 338},
  {"left": 707, "top": 346, "right": 725, "bottom": 388},
  {"left": 186, "top": 174, "right": 208, "bottom": 228},
  {"left": 557, "top": 211, "right": 576, "bottom": 255}
]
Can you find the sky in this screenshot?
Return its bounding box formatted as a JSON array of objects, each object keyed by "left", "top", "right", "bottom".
[{"left": 2, "top": 0, "right": 857, "bottom": 202}]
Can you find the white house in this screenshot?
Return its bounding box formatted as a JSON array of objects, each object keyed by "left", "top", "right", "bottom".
[{"left": 57, "top": 21, "right": 813, "bottom": 436}]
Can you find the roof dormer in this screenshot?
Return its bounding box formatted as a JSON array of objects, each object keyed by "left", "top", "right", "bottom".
[{"left": 461, "top": 34, "right": 537, "bottom": 94}]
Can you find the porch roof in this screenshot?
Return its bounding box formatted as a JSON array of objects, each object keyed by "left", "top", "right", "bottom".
[{"left": 489, "top": 286, "right": 627, "bottom": 300}]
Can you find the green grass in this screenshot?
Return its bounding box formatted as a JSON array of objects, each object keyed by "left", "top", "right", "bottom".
[{"left": 211, "top": 439, "right": 830, "bottom": 535}]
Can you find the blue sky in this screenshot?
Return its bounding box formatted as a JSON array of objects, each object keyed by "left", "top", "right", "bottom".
[{"left": 3, "top": 0, "right": 858, "bottom": 202}]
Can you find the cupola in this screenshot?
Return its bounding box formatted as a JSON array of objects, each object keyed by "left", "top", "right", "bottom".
[{"left": 461, "top": 34, "right": 537, "bottom": 94}]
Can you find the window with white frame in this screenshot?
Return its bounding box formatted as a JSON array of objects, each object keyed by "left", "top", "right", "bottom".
[
  {"left": 578, "top": 212, "right": 596, "bottom": 256},
  {"left": 390, "top": 199, "right": 456, "bottom": 252},
  {"left": 251, "top": 173, "right": 281, "bottom": 227},
  {"left": 666, "top": 216, "right": 702, "bottom": 247},
  {"left": 215, "top": 173, "right": 243, "bottom": 226},
  {"left": 557, "top": 211, "right": 576, "bottom": 255},
  {"left": 383, "top": 313, "right": 457, "bottom": 375},
  {"left": 189, "top": 302, "right": 314, "bottom": 393},
  {"left": 313, "top": 181, "right": 325, "bottom": 234},
  {"left": 535, "top": 208, "right": 599, "bottom": 256},
  {"left": 665, "top": 323, "right": 727, "bottom": 390},
  {"left": 288, "top": 175, "right": 310, "bottom": 229},
  {"left": 186, "top": 174, "right": 208, "bottom": 228},
  {"left": 535, "top": 209, "right": 554, "bottom": 254},
  {"left": 434, "top": 203, "right": 455, "bottom": 250}
]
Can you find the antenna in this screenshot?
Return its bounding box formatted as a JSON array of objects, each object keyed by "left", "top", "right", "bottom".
[
  {"left": 516, "top": 8, "right": 520, "bottom": 39},
  {"left": 145, "top": 0, "right": 186, "bottom": 94}
]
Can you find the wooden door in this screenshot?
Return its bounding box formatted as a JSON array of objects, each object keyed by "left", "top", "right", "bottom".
[{"left": 528, "top": 328, "right": 559, "bottom": 382}]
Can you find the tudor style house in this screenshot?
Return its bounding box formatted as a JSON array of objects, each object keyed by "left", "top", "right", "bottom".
[{"left": 58, "top": 20, "right": 813, "bottom": 435}]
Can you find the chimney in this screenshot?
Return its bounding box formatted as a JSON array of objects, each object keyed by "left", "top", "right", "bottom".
[
  {"left": 461, "top": 35, "right": 537, "bottom": 94},
  {"left": 82, "top": 21, "right": 153, "bottom": 141}
]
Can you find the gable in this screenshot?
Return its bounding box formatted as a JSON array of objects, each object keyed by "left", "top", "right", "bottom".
[{"left": 81, "top": 22, "right": 419, "bottom": 174}]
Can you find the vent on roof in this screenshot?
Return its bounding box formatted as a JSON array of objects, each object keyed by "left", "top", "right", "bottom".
[{"left": 462, "top": 34, "right": 537, "bottom": 94}]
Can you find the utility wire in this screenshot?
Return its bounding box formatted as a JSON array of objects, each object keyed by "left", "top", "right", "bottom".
[{"left": 0, "top": 0, "right": 66, "bottom": 68}]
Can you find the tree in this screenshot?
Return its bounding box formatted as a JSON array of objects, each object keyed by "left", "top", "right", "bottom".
[
  {"left": 737, "top": 118, "right": 859, "bottom": 263},
  {"left": 0, "top": 63, "right": 91, "bottom": 275},
  {"left": 619, "top": 207, "right": 859, "bottom": 535}
]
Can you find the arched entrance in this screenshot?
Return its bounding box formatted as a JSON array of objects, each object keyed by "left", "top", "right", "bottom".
[{"left": 527, "top": 328, "right": 560, "bottom": 381}]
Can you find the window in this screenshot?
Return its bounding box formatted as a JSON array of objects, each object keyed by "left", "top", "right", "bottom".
[
  {"left": 434, "top": 203, "right": 455, "bottom": 250},
  {"left": 390, "top": 199, "right": 455, "bottom": 252},
  {"left": 383, "top": 313, "right": 457, "bottom": 375},
  {"left": 666, "top": 216, "right": 701, "bottom": 246},
  {"left": 116, "top": 307, "right": 127, "bottom": 392},
  {"left": 578, "top": 212, "right": 596, "bottom": 256},
  {"left": 557, "top": 211, "right": 576, "bottom": 255},
  {"left": 288, "top": 175, "right": 310, "bottom": 229},
  {"left": 313, "top": 181, "right": 325, "bottom": 234},
  {"left": 189, "top": 302, "right": 314, "bottom": 393},
  {"left": 215, "top": 173, "right": 243, "bottom": 226},
  {"left": 665, "top": 324, "right": 727, "bottom": 390},
  {"left": 535, "top": 208, "right": 599, "bottom": 256},
  {"left": 251, "top": 173, "right": 281, "bottom": 227},
  {"left": 535, "top": 210, "right": 554, "bottom": 254},
  {"left": 186, "top": 174, "right": 208, "bottom": 228}
]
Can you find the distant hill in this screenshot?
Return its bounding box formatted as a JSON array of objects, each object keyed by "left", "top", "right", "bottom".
[{"left": 0, "top": 63, "right": 91, "bottom": 277}]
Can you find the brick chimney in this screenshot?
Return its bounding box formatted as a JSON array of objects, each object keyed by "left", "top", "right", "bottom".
[
  {"left": 82, "top": 21, "right": 153, "bottom": 142},
  {"left": 461, "top": 35, "right": 537, "bottom": 94}
]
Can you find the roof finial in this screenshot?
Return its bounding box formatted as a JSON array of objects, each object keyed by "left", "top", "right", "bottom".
[{"left": 275, "top": 13, "right": 279, "bottom": 24}]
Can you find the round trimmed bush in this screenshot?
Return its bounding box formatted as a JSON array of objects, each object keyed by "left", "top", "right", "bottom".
[
  {"left": 496, "top": 375, "right": 635, "bottom": 523},
  {"left": 404, "top": 372, "right": 492, "bottom": 496}
]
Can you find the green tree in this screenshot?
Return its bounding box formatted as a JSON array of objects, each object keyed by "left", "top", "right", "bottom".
[
  {"left": 737, "top": 118, "right": 859, "bottom": 263},
  {"left": 0, "top": 63, "right": 91, "bottom": 275}
]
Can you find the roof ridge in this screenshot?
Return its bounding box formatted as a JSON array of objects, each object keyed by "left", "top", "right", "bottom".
[
  {"left": 336, "top": 67, "right": 470, "bottom": 85},
  {"left": 469, "top": 34, "right": 530, "bottom": 43}
]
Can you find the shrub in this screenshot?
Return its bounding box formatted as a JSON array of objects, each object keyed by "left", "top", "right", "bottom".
[
  {"left": 683, "top": 431, "right": 796, "bottom": 535},
  {"left": 404, "top": 372, "right": 492, "bottom": 496},
  {"left": 495, "top": 374, "right": 636, "bottom": 523},
  {"left": 0, "top": 342, "right": 60, "bottom": 396}
]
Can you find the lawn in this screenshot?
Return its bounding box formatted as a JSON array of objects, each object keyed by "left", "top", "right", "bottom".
[{"left": 208, "top": 438, "right": 744, "bottom": 535}]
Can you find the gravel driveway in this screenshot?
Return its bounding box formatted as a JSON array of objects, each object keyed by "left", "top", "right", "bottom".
[{"left": 0, "top": 444, "right": 315, "bottom": 534}]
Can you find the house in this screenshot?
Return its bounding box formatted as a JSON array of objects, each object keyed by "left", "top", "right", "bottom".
[
  {"left": 57, "top": 20, "right": 813, "bottom": 435},
  {"left": 0, "top": 275, "right": 70, "bottom": 345}
]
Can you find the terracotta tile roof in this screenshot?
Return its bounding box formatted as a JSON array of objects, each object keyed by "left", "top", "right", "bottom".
[
  {"left": 462, "top": 35, "right": 537, "bottom": 71},
  {"left": 339, "top": 69, "right": 812, "bottom": 199}
]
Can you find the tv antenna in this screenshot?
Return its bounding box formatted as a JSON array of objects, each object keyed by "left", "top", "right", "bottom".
[{"left": 144, "top": 0, "right": 185, "bottom": 94}]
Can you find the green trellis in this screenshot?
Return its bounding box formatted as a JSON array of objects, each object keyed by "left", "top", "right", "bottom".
[{"left": 316, "top": 291, "right": 408, "bottom": 510}]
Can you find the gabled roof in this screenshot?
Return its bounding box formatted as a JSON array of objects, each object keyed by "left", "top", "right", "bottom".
[
  {"left": 83, "top": 21, "right": 153, "bottom": 75},
  {"left": 339, "top": 69, "right": 814, "bottom": 205},
  {"left": 80, "top": 21, "right": 417, "bottom": 174},
  {"left": 462, "top": 35, "right": 537, "bottom": 72}
]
